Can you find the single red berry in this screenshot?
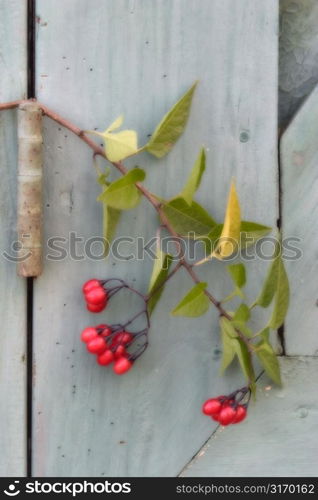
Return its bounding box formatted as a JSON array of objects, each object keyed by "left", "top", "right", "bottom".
[
  {"left": 218, "top": 405, "right": 237, "bottom": 426},
  {"left": 211, "top": 413, "right": 220, "bottom": 422},
  {"left": 113, "top": 357, "right": 132, "bottom": 375},
  {"left": 87, "top": 301, "right": 107, "bottom": 313},
  {"left": 85, "top": 287, "right": 107, "bottom": 305},
  {"left": 114, "top": 345, "right": 127, "bottom": 360},
  {"left": 202, "top": 398, "right": 222, "bottom": 416},
  {"left": 86, "top": 337, "right": 107, "bottom": 354},
  {"left": 82, "top": 279, "right": 101, "bottom": 294},
  {"left": 95, "top": 323, "right": 108, "bottom": 330},
  {"left": 232, "top": 405, "right": 247, "bottom": 424},
  {"left": 97, "top": 349, "right": 114, "bottom": 366},
  {"left": 112, "top": 331, "right": 133, "bottom": 345},
  {"left": 80, "top": 327, "right": 98, "bottom": 343},
  {"left": 101, "top": 326, "right": 112, "bottom": 337}
]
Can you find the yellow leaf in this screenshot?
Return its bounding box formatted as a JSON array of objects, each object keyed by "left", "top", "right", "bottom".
[
  {"left": 106, "top": 115, "right": 124, "bottom": 133},
  {"left": 195, "top": 181, "right": 241, "bottom": 264},
  {"left": 86, "top": 115, "right": 138, "bottom": 162},
  {"left": 104, "top": 130, "right": 138, "bottom": 162}
]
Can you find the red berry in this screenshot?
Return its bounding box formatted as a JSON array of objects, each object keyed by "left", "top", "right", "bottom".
[
  {"left": 113, "top": 357, "right": 132, "bottom": 375},
  {"left": 80, "top": 327, "right": 98, "bottom": 343},
  {"left": 82, "top": 279, "right": 100, "bottom": 294},
  {"left": 114, "top": 345, "right": 127, "bottom": 360},
  {"left": 87, "top": 301, "right": 107, "bottom": 313},
  {"left": 85, "top": 287, "right": 107, "bottom": 305},
  {"left": 202, "top": 398, "right": 222, "bottom": 416},
  {"left": 86, "top": 337, "right": 107, "bottom": 354},
  {"left": 95, "top": 323, "right": 108, "bottom": 330},
  {"left": 97, "top": 349, "right": 114, "bottom": 366},
  {"left": 112, "top": 331, "right": 133, "bottom": 345},
  {"left": 101, "top": 326, "right": 112, "bottom": 337},
  {"left": 232, "top": 405, "right": 247, "bottom": 424},
  {"left": 218, "top": 405, "right": 237, "bottom": 426},
  {"left": 211, "top": 414, "right": 220, "bottom": 422}
]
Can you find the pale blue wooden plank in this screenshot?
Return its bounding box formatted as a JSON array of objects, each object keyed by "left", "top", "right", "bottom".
[
  {"left": 0, "top": 0, "right": 27, "bottom": 476},
  {"left": 281, "top": 84, "right": 318, "bottom": 355},
  {"left": 33, "top": 0, "right": 278, "bottom": 476},
  {"left": 181, "top": 357, "right": 318, "bottom": 477}
]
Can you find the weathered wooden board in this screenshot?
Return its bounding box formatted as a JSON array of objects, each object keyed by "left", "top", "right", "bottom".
[
  {"left": 33, "top": 0, "right": 278, "bottom": 476},
  {"left": 281, "top": 84, "right": 318, "bottom": 356},
  {"left": 181, "top": 357, "right": 318, "bottom": 477},
  {"left": 0, "top": 0, "right": 27, "bottom": 476},
  {"left": 279, "top": 0, "right": 318, "bottom": 126}
]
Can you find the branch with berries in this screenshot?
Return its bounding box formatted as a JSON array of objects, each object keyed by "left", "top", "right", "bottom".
[{"left": 0, "top": 83, "right": 290, "bottom": 426}]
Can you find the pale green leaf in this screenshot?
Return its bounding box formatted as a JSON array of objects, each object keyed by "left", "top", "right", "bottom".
[
  {"left": 228, "top": 263, "right": 246, "bottom": 288},
  {"left": 232, "top": 320, "right": 253, "bottom": 338},
  {"left": 269, "top": 258, "right": 290, "bottom": 329},
  {"left": 253, "top": 243, "right": 280, "bottom": 308},
  {"left": 180, "top": 148, "right": 206, "bottom": 205},
  {"left": 240, "top": 221, "right": 272, "bottom": 248},
  {"left": 202, "top": 221, "right": 271, "bottom": 255},
  {"left": 87, "top": 115, "right": 138, "bottom": 162},
  {"left": 233, "top": 303, "right": 250, "bottom": 322},
  {"left": 147, "top": 249, "right": 173, "bottom": 315},
  {"left": 106, "top": 115, "right": 124, "bottom": 133},
  {"left": 171, "top": 282, "right": 210, "bottom": 317},
  {"left": 105, "top": 130, "right": 138, "bottom": 162},
  {"left": 146, "top": 82, "right": 197, "bottom": 158},
  {"left": 220, "top": 317, "right": 237, "bottom": 373},
  {"left": 102, "top": 204, "right": 121, "bottom": 257},
  {"left": 256, "top": 338, "right": 282, "bottom": 385},
  {"left": 98, "top": 168, "right": 145, "bottom": 210},
  {"left": 234, "top": 338, "right": 255, "bottom": 383},
  {"left": 161, "top": 198, "right": 216, "bottom": 237}
]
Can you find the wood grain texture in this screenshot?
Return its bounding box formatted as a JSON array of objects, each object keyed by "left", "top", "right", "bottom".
[
  {"left": 281, "top": 84, "right": 318, "bottom": 356},
  {"left": 279, "top": 0, "right": 318, "bottom": 126},
  {"left": 0, "top": 0, "right": 27, "bottom": 476},
  {"left": 181, "top": 357, "right": 318, "bottom": 477},
  {"left": 33, "top": 0, "right": 278, "bottom": 476}
]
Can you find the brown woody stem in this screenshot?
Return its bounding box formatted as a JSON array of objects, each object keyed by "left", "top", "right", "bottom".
[{"left": 1, "top": 99, "right": 254, "bottom": 356}]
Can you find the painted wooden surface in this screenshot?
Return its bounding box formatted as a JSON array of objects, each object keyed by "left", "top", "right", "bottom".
[
  {"left": 33, "top": 0, "right": 278, "bottom": 476},
  {"left": 0, "top": 0, "right": 27, "bottom": 476},
  {"left": 279, "top": 0, "right": 318, "bottom": 126},
  {"left": 181, "top": 356, "right": 318, "bottom": 477},
  {"left": 281, "top": 84, "right": 318, "bottom": 356}
]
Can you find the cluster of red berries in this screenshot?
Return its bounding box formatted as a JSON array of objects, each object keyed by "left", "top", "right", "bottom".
[
  {"left": 81, "top": 324, "right": 135, "bottom": 375},
  {"left": 82, "top": 279, "right": 109, "bottom": 313},
  {"left": 202, "top": 388, "right": 249, "bottom": 426},
  {"left": 81, "top": 278, "right": 150, "bottom": 375}
]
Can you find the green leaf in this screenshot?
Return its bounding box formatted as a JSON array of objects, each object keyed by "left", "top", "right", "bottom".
[
  {"left": 202, "top": 221, "right": 271, "bottom": 255},
  {"left": 253, "top": 242, "right": 280, "bottom": 308},
  {"left": 240, "top": 221, "right": 272, "bottom": 248},
  {"left": 256, "top": 337, "right": 282, "bottom": 385},
  {"left": 98, "top": 168, "right": 145, "bottom": 210},
  {"left": 179, "top": 148, "right": 206, "bottom": 205},
  {"left": 232, "top": 320, "right": 253, "bottom": 338},
  {"left": 147, "top": 250, "right": 173, "bottom": 315},
  {"left": 220, "top": 317, "right": 237, "bottom": 373},
  {"left": 227, "top": 263, "right": 246, "bottom": 288},
  {"left": 146, "top": 82, "right": 197, "bottom": 158},
  {"left": 233, "top": 303, "right": 250, "bottom": 322},
  {"left": 234, "top": 338, "right": 255, "bottom": 383},
  {"left": 171, "top": 282, "right": 210, "bottom": 317},
  {"left": 269, "top": 258, "right": 290, "bottom": 329},
  {"left": 161, "top": 198, "right": 216, "bottom": 237},
  {"left": 102, "top": 204, "right": 121, "bottom": 257}
]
